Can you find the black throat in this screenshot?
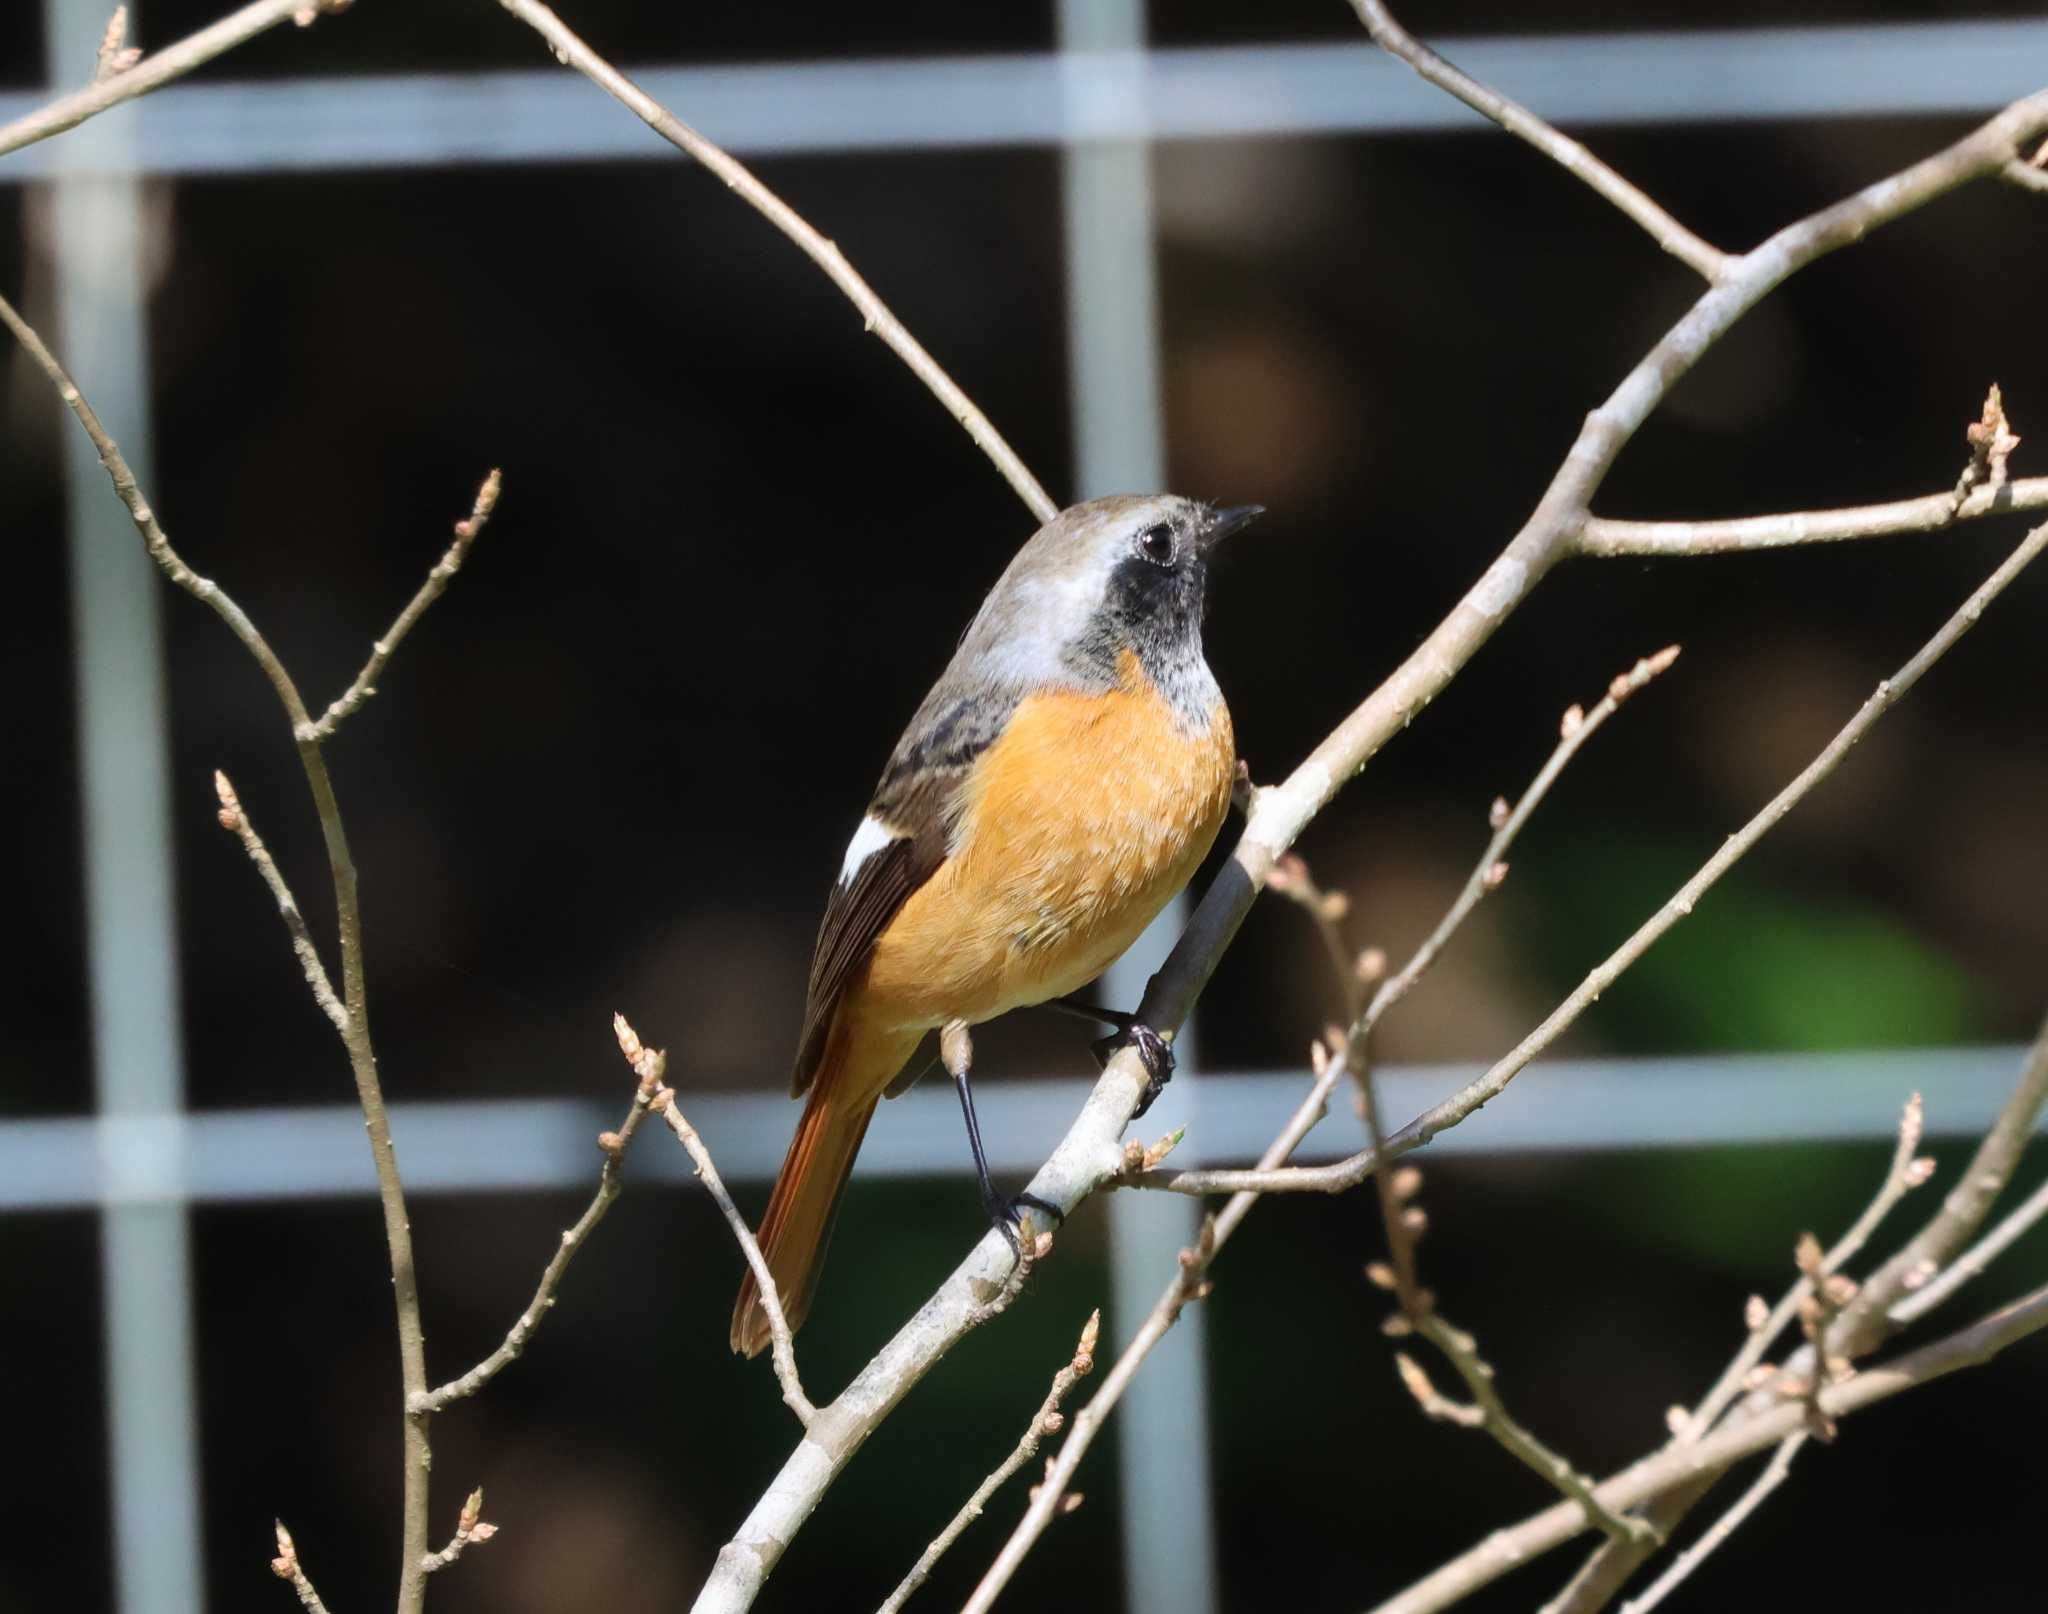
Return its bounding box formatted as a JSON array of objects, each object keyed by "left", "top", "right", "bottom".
[{"left": 1065, "top": 553, "right": 1218, "bottom": 729}]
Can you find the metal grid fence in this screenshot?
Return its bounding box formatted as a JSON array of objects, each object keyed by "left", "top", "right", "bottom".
[{"left": 10, "top": 8, "right": 2044, "bottom": 1611}]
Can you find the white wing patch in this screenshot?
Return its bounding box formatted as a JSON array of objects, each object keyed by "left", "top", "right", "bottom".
[{"left": 838, "top": 814, "right": 902, "bottom": 886}]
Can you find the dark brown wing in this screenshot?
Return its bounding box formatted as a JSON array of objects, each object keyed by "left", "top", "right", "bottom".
[
  {"left": 792, "top": 830, "right": 927, "bottom": 1093},
  {"left": 791, "top": 687, "right": 1018, "bottom": 1095}
]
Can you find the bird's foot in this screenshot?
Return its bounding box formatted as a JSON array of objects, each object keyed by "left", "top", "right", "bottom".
[
  {"left": 1092, "top": 1022, "right": 1176, "bottom": 1118},
  {"left": 985, "top": 1186, "right": 1065, "bottom": 1258}
]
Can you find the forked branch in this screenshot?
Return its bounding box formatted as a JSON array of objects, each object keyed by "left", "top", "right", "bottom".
[
  {"left": 417, "top": 1039, "right": 664, "bottom": 1412},
  {"left": 302, "top": 470, "right": 502, "bottom": 742}
]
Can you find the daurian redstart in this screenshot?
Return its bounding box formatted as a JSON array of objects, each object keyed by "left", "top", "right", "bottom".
[{"left": 731, "top": 494, "right": 1260, "bottom": 1357}]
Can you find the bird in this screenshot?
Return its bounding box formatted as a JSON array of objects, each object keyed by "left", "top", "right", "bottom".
[{"left": 730, "top": 494, "right": 1260, "bottom": 1358}]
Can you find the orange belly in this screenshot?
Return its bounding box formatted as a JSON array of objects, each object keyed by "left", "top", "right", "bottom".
[{"left": 862, "top": 662, "right": 1234, "bottom": 1032}]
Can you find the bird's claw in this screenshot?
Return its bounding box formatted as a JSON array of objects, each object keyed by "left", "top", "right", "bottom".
[
  {"left": 985, "top": 1188, "right": 1065, "bottom": 1258},
  {"left": 1093, "top": 1022, "right": 1176, "bottom": 1118}
]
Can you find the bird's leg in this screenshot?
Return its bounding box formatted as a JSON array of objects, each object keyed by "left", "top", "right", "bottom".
[
  {"left": 941, "top": 1020, "right": 1062, "bottom": 1256},
  {"left": 1042, "top": 996, "right": 1178, "bottom": 1119}
]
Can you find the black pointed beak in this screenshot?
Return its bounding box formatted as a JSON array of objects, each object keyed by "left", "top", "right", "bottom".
[{"left": 1199, "top": 503, "right": 1265, "bottom": 551}]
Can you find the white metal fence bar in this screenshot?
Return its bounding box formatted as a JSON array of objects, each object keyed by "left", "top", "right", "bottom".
[
  {"left": 45, "top": 1, "right": 205, "bottom": 1609},
  {"left": 1057, "top": 0, "right": 1223, "bottom": 1604},
  {"left": 5, "top": 22, "right": 2047, "bottom": 181},
  {"left": 5, "top": 1051, "right": 2033, "bottom": 1211}
]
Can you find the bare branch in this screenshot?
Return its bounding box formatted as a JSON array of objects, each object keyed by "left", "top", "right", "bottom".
[
  {"left": 1279, "top": 659, "right": 1679, "bottom": 1549},
  {"left": 301, "top": 470, "right": 501, "bottom": 743},
  {"left": 0, "top": 0, "right": 349, "bottom": 161},
  {"left": 1585, "top": 385, "right": 2039, "bottom": 557},
  {"left": 1616, "top": 1435, "right": 1808, "bottom": 1614},
  {"left": 1364, "top": 646, "right": 1680, "bottom": 1037},
  {"left": 1148, "top": 518, "right": 2048, "bottom": 1199},
  {"left": 1581, "top": 477, "right": 2048, "bottom": 556},
  {"left": 1397, "top": 1315, "right": 1660, "bottom": 1547},
  {"left": 484, "top": 0, "right": 1057, "bottom": 526},
  {"left": 877, "top": 1310, "right": 1099, "bottom": 1614},
  {"left": 1368, "top": 1282, "right": 2048, "bottom": 1614},
  {"left": 1836, "top": 1013, "right": 2048, "bottom": 1353},
  {"left": 420, "top": 1487, "right": 499, "bottom": 1575},
  {"left": 270, "top": 1522, "right": 336, "bottom": 1614},
  {"left": 961, "top": 1220, "right": 1219, "bottom": 1614},
  {"left": 0, "top": 285, "right": 437, "bottom": 1612},
  {"left": 624, "top": 1016, "right": 816, "bottom": 1426},
  {"left": 1680, "top": 1093, "right": 1929, "bottom": 1440},
  {"left": 1350, "top": 1, "right": 1729, "bottom": 282},
  {"left": 212, "top": 770, "right": 348, "bottom": 1036},
  {"left": 416, "top": 1045, "right": 662, "bottom": 1412},
  {"left": 0, "top": 289, "right": 311, "bottom": 723},
  {"left": 965, "top": 985, "right": 1435, "bottom": 1610},
  {"left": 1890, "top": 1174, "right": 2048, "bottom": 1327}
]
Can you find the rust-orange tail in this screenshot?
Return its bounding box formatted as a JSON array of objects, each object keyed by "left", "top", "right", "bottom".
[{"left": 730, "top": 1077, "right": 879, "bottom": 1358}]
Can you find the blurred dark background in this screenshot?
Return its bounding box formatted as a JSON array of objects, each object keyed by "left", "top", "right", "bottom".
[{"left": 3, "top": 2, "right": 2045, "bottom": 1611}]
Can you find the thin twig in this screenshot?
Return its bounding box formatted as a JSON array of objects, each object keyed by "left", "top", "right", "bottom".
[
  {"left": 416, "top": 1042, "right": 662, "bottom": 1411},
  {"left": 1680, "top": 1093, "right": 1929, "bottom": 1441},
  {"left": 1351, "top": 1, "right": 1729, "bottom": 282},
  {"left": 1837, "top": 1014, "right": 2048, "bottom": 1353},
  {"left": 1586, "top": 383, "right": 2031, "bottom": 558},
  {"left": 0, "top": 285, "right": 437, "bottom": 1613},
  {"left": 1580, "top": 476, "right": 2048, "bottom": 556},
  {"left": 1282, "top": 659, "right": 1680, "bottom": 1545},
  {"left": 1616, "top": 1435, "right": 1808, "bottom": 1614},
  {"left": 960, "top": 1033, "right": 1379, "bottom": 1614},
  {"left": 270, "top": 1522, "right": 336, "bottom": 1614},
  {"left": 302, "top": 470, "right": 501, "bottom": 742},
  {"left": 212, "top": 770, "right": 348, "bottom": 1036},
  {"left": 1260, "top": 644, "right": 1678, "bottom": 1127},
  {"left": 419, "top": 1487, "right": 499, "bottom": 1575},
  {"left": 0, "top": 0, "right": 348, "bottom": 162},
  {"left": 484, "top": 0, "right": 1057, "bottom": 526},
  {"left": 1396, "top": 1317, "right": 1660, "bottom": 1546},
  {"left": 877, "top": 1311, "right": 1099, "bottom": 1614},
  {"left": 1367, "top": 647, "right": 1680, "bottom": 1035},
  {"left": 621, "top": 1016, "right": 816, "bottom": 1425},
  {"left": 1367, "top": 1282, "right": 2048, "bottom": 1614},
  {"left": 961, "top": 1219, "right": 1220, "bottom": 1614},
  {"left": 1891, "top": 1175, "right": 2048, "bottom": 1326},
  {"left": 1146, "top": 519, "right": 2048, "bottom": 1199},
  {"left": 0, "top": 288, "right": 319, "bottom": 721}
]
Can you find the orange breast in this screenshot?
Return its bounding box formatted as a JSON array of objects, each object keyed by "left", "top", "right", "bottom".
[{"left": 862, "top": 655, "right": 1234, "bottom": 1031}]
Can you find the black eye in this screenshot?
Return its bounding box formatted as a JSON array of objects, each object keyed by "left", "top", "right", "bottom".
[{"left": 1139, "top": 523, "right": 1176, "bottom": 565}]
